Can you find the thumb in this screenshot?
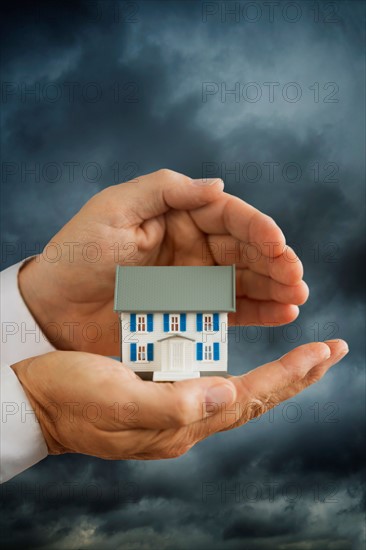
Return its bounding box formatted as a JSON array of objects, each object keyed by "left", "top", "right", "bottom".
[
  {"left": 121, "top": 168, "right": 225, "bottom": 221},
  {"left": 118, "top": 375, "right": 237, "bottom": 430}
]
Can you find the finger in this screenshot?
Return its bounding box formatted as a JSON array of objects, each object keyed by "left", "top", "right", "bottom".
[
  {"left": 276, "top": 339, "right": 349, "bottom": 403},
  {"left": 217, "top": 339, "right": 349, "bottom": 433},
  {"left": 229, "top": 298, "right": 300, "bottom": 326},
  {"left": 107, "top": 169, "right": 225, "bottom": 223},
  {"left": 236, "top": 269, "right": 309, "bottom": 305},
  {"left": 191, "top": 194, "right": 286, "bottom": 256},
  {"left": 120, "top": 341, "right": 348, "bottom": 459},
  {"left": 233, "top": 341, "right": 333, "bottom": 402},
  {"left": 206, "top": 235, "right": 303, "bottom": 285},
  {"left": 188, "top": 342, "right": 333, "bottom": 438},
  {"left": 113, "top": 375, "right": 237, "bottom": 430}
]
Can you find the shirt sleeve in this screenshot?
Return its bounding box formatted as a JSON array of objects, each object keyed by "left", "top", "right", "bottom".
[{"left": 0, "top": 259, "right": 55, "bottom": 483}]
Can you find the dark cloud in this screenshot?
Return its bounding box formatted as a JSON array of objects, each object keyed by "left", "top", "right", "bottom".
[
  {"left": 0, "top": 0, "right": 364, "bottom": 549},
  {"left": 223, "top": 511, "right": 303, "bottom": 539}
]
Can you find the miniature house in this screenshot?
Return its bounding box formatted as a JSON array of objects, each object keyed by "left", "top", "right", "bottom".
[{"left": 114, "top": 265, "right": 236, "bottom": 381}]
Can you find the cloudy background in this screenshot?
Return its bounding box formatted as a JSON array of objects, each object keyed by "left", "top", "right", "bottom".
[{"left": 1, "top": 0, "right": 365, "bottom": 548}]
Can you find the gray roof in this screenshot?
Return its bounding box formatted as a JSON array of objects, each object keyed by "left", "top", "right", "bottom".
[{"left": 114, "top": 265, "right": 236, "bottom": 312}]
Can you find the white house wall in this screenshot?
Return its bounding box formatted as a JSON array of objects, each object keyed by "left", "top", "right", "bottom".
[{"left": 120, "top": 312, "right": 228, "bottom": 374}]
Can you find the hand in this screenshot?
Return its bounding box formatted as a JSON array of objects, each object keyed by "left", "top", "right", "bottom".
[
  {"left": 19, "top": 169, "right": 309, "bottom": 355},
  {"left": 11, "top": 340, "right": 348, "bottom": 459}
]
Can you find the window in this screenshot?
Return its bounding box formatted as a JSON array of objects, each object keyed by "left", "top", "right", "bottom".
[
  {"left": 165, "top": 313, "right": 186, "bottom": 332},
  {"left": 203, "top": 343, "right": 213, "bottom": 361},
  {"left": 137, "top": 314, "right": 146, "bottom": 332},
  {"left": 131, "top": 343, "right": 154, "bottom": 362},
  {"left": 203, "top": 314, "right": 213, "bottom": 332},
  {"left": 170, "top": 314, "right": 180, "bottom": 332},
  {"left": 196, "top": 342, "right": 219, "bottom": 361},
  {"left": 137, "top": 344, "right": 146, "bottom": 361}
]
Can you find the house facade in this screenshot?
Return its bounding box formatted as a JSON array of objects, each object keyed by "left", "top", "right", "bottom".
[{"left": 114, "top": 265, "right": 236, "bottom": 381}]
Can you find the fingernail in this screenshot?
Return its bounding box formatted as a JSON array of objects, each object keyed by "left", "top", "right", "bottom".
[
  {"left": 193, "top": 178, "right": 224, "bottom": 187},
  {"left": 205, "top": 382, "right": 236, "bottom": 407},
  {"left": 326, "top": 339, "right": 349, "bottom": 355}
]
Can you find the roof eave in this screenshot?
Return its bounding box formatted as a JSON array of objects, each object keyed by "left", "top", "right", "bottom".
[{"left": 115, "top": 307, "right": 236, "bottom": 313}]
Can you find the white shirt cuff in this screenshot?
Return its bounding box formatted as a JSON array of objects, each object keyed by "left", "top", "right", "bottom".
[
  {"left": 1, "top": 259, "right": 55, "bottom": 482},
  {"left": 0, "top": 364, "right": 48, "bottom": 483},
  {"left": 1, "top": 259, "right": 56, "bottom": 363}
]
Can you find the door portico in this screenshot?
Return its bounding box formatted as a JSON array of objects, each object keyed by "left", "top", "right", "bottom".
[{"left": 153, "top": 335, "right": 199, "bottom": 381}]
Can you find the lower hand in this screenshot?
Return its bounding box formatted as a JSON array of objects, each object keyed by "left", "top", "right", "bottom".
[{"left": 12, "top": 340, "right": 348, "bottom": 459}]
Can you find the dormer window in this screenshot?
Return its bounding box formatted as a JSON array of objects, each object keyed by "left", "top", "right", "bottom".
[
  {"left": 170, "top": 314, "right": 180, "bottom": 332},
  {"left": 203, "top": 314, "right": 213, "bottom": 332}
]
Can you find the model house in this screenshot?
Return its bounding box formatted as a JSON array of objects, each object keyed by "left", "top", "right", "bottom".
[{"left": 114, "top": 265, "right": 236, "bottom": 381}]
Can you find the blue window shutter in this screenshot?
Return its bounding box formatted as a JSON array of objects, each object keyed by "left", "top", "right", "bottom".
[
  {"left": 163, "top": 313, "right": 169, "bottom": 332},
  {"left": 130, "top": 313, "right": 136, "bottom": 332},
  {"left": 196, "top": 313, "right": 203, "bottom": 332},
  {"left": 147, "top": 343, "right": 154, "bottom": 361},
  {"left": 180, "top": 313, "right": 186, "bottom": 331},
  {"left": 213, "top": 313, "right": 219, "bottom": 331},
  {"left": 196, "top": 342, "right": 203, "bottom": 361},
  {"left": 130, "top": 343, "right": 137, "bottom": 361},
  {"left": 147, "top": 314, "right": 153, "bottom": 332},
  {"left": 213, "top": 342, "right": 220, "bottom": 360}
]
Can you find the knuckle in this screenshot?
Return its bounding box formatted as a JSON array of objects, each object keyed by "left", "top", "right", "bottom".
[
  {"left": 171, "top": 394, "right": 193, "bottom": 427},
  {"left": 243, "top": 398, "right": 267, "bottom": 420},
  {"left": 163, "top": 443, "right": 194, "bottom": 459},
  {"left": 156, "top": 168, "right": 175, "bottom": 179},
  {"left": 244, "top": 396, "right": 279, "bottom": 421},
  {"left": 305, "top": 368, "right": 323, "bottom": 385},
  {"left": 166, "top": 449, "right": 183, "bottom": 459},
  {"left": 87, "top": 186, "right": 116, "bottom": 210}
]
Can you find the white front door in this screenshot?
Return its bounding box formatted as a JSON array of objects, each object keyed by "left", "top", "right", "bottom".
[
  {"left": 169, "top": 341, "right": 185, "bottom": 371},
  {"left": 154, "top": 339, "right": 198, "bottom": 381}
]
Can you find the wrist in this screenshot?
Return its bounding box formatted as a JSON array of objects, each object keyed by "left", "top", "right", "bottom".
[
  {"left": 11, "top": 356, "right": 66, "bottom": 455},
  {"left": 18, "top": 257, "right": 77, "bottom": 351}
]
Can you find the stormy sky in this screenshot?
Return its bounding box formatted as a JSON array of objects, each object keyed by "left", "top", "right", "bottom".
[{"left": 0, "top": 1, "right": 365, "bottom": 549}]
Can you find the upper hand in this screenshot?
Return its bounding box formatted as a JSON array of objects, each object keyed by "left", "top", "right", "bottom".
[{"left": 19, "top": 169, "right": 309, "bottom": 355}]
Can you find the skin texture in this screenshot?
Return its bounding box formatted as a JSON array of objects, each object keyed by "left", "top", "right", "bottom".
[
  {"left": 18, "top": 169, "right": 309, "bottom": 356},
  {"left": 12, "top": 340, "right": 348, "bottom": 459},
  {"left": 14, "top": 169, "right": 348, "bottom": 460}
]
